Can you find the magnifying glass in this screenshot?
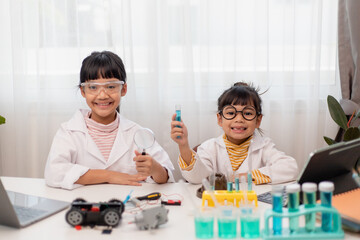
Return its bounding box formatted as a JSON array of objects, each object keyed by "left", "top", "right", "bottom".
[{"left": 133, "top": 128, "right": 155, "bottom": 155}]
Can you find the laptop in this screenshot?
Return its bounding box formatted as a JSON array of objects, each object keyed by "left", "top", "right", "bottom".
[{"left": 0, "top": 179, "right": 69, "bottom": 228}]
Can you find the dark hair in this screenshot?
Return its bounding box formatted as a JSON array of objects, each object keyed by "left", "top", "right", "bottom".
[
  {"left": 217, "top": 82, "right": 262, "bottom": 115},
  {"left": 79, "top": 51, "right": 126, "bottom": 85}
]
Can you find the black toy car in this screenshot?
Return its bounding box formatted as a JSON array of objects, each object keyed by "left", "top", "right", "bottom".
[{"left": 65, "top": 198, "right": 125, "bottom": 227}]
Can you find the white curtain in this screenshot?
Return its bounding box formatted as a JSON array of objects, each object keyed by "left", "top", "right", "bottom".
[{"left": 0, "top": 0, "right": 339, "bottom": 181}]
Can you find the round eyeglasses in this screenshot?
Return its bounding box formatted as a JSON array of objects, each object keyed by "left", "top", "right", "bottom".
[
  {"left": 219, "top": 105, "right": 259, "bottom": 121},
  {"left": 80, "top": 81, "right": 124, "bottom": 95}
]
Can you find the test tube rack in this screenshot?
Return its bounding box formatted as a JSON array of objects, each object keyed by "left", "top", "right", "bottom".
[
  {"left": 201, "top": 190, "right": 258, "bottom": 207},
  {"left": 262, "top": 204, "right": 344, "bottom": 240}
]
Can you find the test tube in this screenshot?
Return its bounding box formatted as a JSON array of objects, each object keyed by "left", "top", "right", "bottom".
[
  {"left": 175, "top": 105, "right": 181, "bottom": 138},
  {"left": 227, "top": 172, "right": 233, "bottom": 193},
  {"left": 235, "top": 177, "right": 240, "bottom": 192},
  {"left": 286, "top": 183, "right": 300, "bottom": 233},
  {"left": 302, "top": 182, "right": 317, "bottom": 232},
  {"left": 319, "top": 181, "right": 334, "bottom": 232},
  {"left": 175, "top": 104, "right": 181, "bottom": 122},
  {"left": 272, "top": 185, "right": 283, "bottom": 235},
  {"left": 240, "top": 176, "right": 247, "bottom": 206},
  {"left": 247, "top": 163, "right": 252, "bottom": 192}
]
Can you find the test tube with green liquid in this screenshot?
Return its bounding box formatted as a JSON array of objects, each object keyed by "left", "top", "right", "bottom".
[
  {"left": 302, "top": 182, "right": 317, "bottom": 232},
  {"left": 319, "top": 181, "right": 334, "bottom": 232},
  {"left": 286, "top": 183, "right": 300, "bottom": 233}
]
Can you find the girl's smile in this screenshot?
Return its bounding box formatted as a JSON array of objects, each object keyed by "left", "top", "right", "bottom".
[
  {"left": 81, "top": 77, "right": 127, "bottom": 125},
  {"left": 217, "top": 104, "right": 262, "bottom": 145}
]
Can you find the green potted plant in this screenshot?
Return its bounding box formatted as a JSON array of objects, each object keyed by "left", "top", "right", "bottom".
[
  {"left": 324, "top": 95, "right": 360, "bottom": 145},
  {"left": 324, "top": 95, "right": 360, "bottom": 173},
  {"left": 0, "top": 115, "right": 5, "bottom": 125}
]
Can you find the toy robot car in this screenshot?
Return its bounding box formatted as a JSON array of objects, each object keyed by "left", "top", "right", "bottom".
[{"left": 65, "top": 198, "right": 125, "bottom": 227}]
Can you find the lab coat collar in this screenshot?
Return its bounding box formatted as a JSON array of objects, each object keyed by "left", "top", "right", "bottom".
[
  {"left": 215, "top": 131, "right": 265, "bottom": 153},
  {"left": 66, "top": 109, "right": 136, "bottom": 165}
]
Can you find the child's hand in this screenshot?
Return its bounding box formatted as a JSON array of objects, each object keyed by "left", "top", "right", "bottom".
[
  {"left": 133, "top": 150, "right": 156, "bottom": 177},
  {"left": 170, "top": 113, "right": 189, "bottom": 146},
  {"left": 107, "top": 172, "right": 147, "bottom": 186}
]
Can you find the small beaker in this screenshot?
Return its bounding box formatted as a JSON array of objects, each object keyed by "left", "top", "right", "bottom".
[
  {"left": 217, "top": 206, "right": 238, "bottom": 239},
  {"left": 194, "top": 208, "right": 214, "bottom": 239},
  {"left": 240, "top": 207, "right": 260, "bottom": 239}
]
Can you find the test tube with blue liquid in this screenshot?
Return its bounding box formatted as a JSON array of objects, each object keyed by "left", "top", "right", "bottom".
[
  {"left": 319, "top": 181, "right": 334, "bottom": 232},
  {"left": 175, "top": 105, "right": 181, "bottom": 139},
  {"left": 302, "top": 182, "right": 317, "bottom": 232},
  {"left": 235, "top": 176, "right": 240, "bottom": 192},
  {"left": 227, "top": 172, "right": 234, "bottom": 193},
  {"left": 272, "top": 185, "right": 283, "bottom": 235},
  {"left": 247, "top": 140, "right": 253, "bottom": 191},
  {"left": 286, "top": 183, "right": 300, "bottom": 233}
]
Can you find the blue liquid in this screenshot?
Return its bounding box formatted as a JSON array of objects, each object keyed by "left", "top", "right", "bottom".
[
  {"left": 304, "top": 192, "right": 316, "bottom": 232},
  {"left": 321, "top": 191, "right": 333, "bottom": 232},
  {"left": 288, "top": 192, "right": 299, "bottom": 232},
  {"left": 227, "top": 182, "right": 233, "bottom": 192},
  {"left": 175, "top": 110, "right": 181, "bottom": 122},
  {"left": 235, "top": 178, "right": 240, "bottom": 191},
  {"left": 218, "top": 218, "right": 237, "bottom": 239},
  {"left": 272, "top": 194, "right": 282, "bottom": 235},
  {"left": 175, "top": 109, "right": 181, "bottom": 138},
  {"left": 241, "top": 217, "right": 260, "bottom": 239},
  {"left": 247, "top": 172, "right": 252, "bottom": 191},
  {"left": 195, "top": 217, "right": 214, "bottom": 239}
]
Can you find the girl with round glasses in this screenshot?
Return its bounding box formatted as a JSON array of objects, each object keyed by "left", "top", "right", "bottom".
[
  {"left": 170, "top": 82, "right": 298, "bottom": 185},
  {"left": 45, "top": 51, "right": 174, "bottom": 190}
]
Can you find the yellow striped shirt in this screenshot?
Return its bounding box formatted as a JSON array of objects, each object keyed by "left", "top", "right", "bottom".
[{"left": 178, "top": 134, "right": 271, "bottom": 184}]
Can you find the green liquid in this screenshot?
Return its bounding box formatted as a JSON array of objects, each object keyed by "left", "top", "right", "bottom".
[
  {"left": 240, "top": 218, "right": 260, "bottom": 238},
  {"left": 195, "top": 217, "right": 214, "bottom": 239},
  {"left": 218, "top": 218, "right": 237, "bottom": 239}
]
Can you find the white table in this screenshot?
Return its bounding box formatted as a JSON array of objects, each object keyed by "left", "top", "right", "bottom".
[{"left": 0, "top": 177, "right": 359, "bottom": 240}]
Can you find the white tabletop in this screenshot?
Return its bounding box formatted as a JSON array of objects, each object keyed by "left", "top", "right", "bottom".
[{"left": 0, "top": 177, "right": 359, "bottom": 240}]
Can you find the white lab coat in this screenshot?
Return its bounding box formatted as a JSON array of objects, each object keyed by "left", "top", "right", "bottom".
[
  {"left": 45, "top": 109, "right": 175, "bottom": 190},
  {"left": 180, "top": 131, "right": 298, "bottom": 184}
]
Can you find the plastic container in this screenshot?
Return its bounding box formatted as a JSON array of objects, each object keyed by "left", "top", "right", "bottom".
[
  {"left": 217, "top": 206, "right": 238, "bottom": 239},
  {"left": 194, "top": 208, "right": 214, "bottom": 239},
  {"left": 240, "top": 207, "right": 260, "bottom": 239}
]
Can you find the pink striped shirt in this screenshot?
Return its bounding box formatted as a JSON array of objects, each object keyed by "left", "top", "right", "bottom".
[{"left": 84, "top": 113, "right": 119, "bottom": 161}]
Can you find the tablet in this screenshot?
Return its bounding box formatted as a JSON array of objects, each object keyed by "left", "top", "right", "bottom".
[{"left": 297, "top": 138, "right": 360, "bottom": 195}]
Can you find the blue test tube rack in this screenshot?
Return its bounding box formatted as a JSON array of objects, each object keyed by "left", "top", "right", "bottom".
[{"left": 262, "top": 204, "right": 344, "bottom": 240}]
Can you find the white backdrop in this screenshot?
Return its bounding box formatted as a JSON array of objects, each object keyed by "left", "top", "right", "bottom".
[{"left": 0, "top": 0, "right": 339, "bottom": 181}]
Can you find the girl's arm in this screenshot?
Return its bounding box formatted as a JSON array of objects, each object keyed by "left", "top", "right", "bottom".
[
  {"left": 75, "top": 169, "right": 147, "bottom": 186},
  {"left": 170, "top": 113, "right": 193, "bottom": 165}
]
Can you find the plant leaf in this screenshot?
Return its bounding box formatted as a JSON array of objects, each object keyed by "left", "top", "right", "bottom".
[
  {"left": 343, "top": 127, "right": 360, "bottom": 141},
  {"left": 323, "top": 136, "right": 336, "bottom": 145},
  {"left": 327, "top": 95, "right": 348, "bottom": 130},
  {"left": 0, "top": 115, "right": 5, "bottom": 125}
]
